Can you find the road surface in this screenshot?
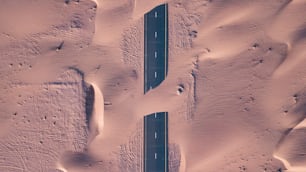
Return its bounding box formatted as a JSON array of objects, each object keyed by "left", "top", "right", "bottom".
[
  {"left": 144, "top": 112, "right": 168, "bottom": 172},
  {"left": 144, "top": 3, "right": 168, "bottom": 94},
  {"left": 143, "top": 3, "right": 169, "bottom": 172}
]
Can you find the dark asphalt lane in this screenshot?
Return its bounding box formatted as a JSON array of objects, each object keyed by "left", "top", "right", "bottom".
[
  {"left": 144, "top": 4, "right": 168, "bottom": 94},
  {"left": 144, "top": 112, "right": 168, "bottom": 172},
  {"left": 143, "top": 3, "right": 169, "bottom": 172}
]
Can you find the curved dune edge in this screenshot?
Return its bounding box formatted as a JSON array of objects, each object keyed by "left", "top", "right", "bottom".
[
  {"left": 273, "top": 119, "right": 306, "bottom": 172},
  {"left": 273, "top": 154, "right": 306, "bottom": 172},
  {"left": 293, "top": 119, "right": 306, "bottom": 130},
  {"left": 91, "top": 0, "right": 99, "bottom": 6},
  {"left": 89, "top": 82, "right": 104, "bottom": 135},
  {"left": 56, "top": 82, "right": 104, "bottom": 172},
  {"left": 56, "top": 163, "right": 67, "bottom": 172}
]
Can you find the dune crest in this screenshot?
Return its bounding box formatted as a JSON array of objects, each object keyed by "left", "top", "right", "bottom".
[
  {"left": 89, "top": 83, "right": 104, "bottom": 136},
  {"left": 274, "top": 119, "right": 306, "bottom": 171},
  {"left": 2, "top": 0, "right": 306, "bottom": 171},
  {"left": 91, "top": 0, "right": 99, "bottom": 6}
]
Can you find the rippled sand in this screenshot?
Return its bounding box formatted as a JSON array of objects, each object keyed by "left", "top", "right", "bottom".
[{"left": 1, "top": 0, "right": 306, "bottom": 171}]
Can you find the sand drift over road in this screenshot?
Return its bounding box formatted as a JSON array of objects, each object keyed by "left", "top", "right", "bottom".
[{"left": 1, "top": 0, "right": 306, "bottom": 171}]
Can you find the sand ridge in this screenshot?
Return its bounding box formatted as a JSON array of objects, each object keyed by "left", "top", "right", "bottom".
[{"left": 1, "top": 0, "right": 306, "bottom": 171}]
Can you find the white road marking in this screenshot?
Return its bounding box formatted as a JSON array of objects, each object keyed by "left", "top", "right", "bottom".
[
  {"left": 155, "top": 51, "right": 157, "bottom": 58},
  {"left": 155, "top": 31, "right": 157, "bottom": 38},
  {"left": 144, "top": 14, "right": 148, "bottom": 93},
  {"left": 155, "top": 153, "right": 157, "bottom": 159},
  {"left": 155, "top": 132, "right": 157, "bottom": 139},
  {"left": 155, "top": 72, "right": 157, "bottom": 78},
  {"left": 144, "top": 117, "right": 147, "bottom": 171},
  {"left": 164, "top": 111, "right": 167, "bottom": 172},
  {"left": 155, "top": 11, "right": 158, "bottom": 18},
  {"left": 164, "top": 4, "right": 167, "bottom": 78}
]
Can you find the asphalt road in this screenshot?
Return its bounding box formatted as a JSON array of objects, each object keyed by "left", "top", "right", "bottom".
[
  {"left": 143, "top": 4, "right": 169, "bottom": 172},
  {"left": 144, "top": 112, "right": 168, "bottom": 172},
  {"left": 144, "top": 3, "right": 168, "bottom": 94}
]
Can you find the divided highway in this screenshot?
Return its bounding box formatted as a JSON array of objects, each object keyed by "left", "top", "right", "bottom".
[
  {"left": 144, "top": 112, "right": 168, "bottom": 172},
  {"left": 144, "top": 3, "right": 168, "bottom": 94},
  {"left": 143, "top": 4, "right": 169, "bottom": 172}
]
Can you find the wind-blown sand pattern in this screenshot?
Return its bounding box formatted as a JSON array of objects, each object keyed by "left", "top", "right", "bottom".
[
  {"left": 1, "top": 0, "right": 306, "bottom": 171},
  {"left": 0, "top": 70, "right": 88, "bottom": 171}
]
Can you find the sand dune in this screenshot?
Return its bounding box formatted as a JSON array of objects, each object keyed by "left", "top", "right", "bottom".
[
  {"left": 89, "top": 83, "right": 104, "bottom": 135},
  {"left": 1, "top": 0, "right": 306, "bottom": 171},
  {"left": 274, "top": 119, "right": 306, "bottom": 171}
]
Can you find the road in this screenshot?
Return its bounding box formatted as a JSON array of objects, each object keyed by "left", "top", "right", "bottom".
[
  {"left": 144, "top": 3, "right": 168, "bottom": 94},
  {"left": 143, "top": 4, "right": 169, "bottom": 172},
  {"left": 144, "top": 112, "right": 168, "bottom": 172}
]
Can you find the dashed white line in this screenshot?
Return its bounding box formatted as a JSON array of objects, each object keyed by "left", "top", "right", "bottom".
[
  {"left": 155, "top": 132, "right": 157, "bottom": 139},
  {"left": 155, "top": 11, "right": 158, "bottom": 18},
  {"left": 155, "top": 153, "right": 157, "bottom": 159},
  {"left": 155, "top": 31, "right": 157, "bottom": 38},
  {"left": 155, "top": 72, "right": 157, "bottom": 78},
  {"left": 155, "top": 51, "right": 157, "bottom": 58}
]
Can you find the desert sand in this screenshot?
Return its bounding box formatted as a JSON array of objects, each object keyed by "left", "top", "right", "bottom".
[{"left": 1, "top": 0, "right": 306, "bottom": 171}]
